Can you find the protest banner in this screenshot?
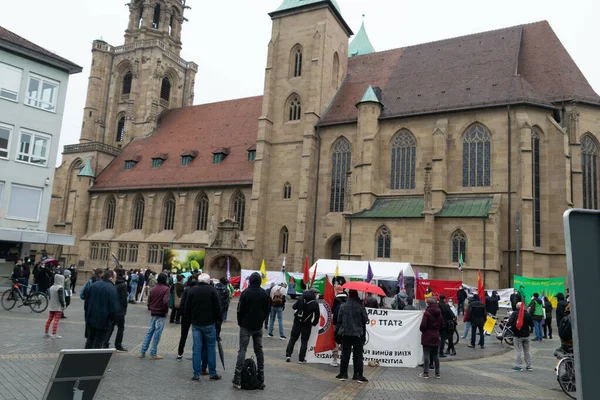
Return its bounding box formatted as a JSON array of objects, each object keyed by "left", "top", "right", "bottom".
[
  {"left": 483, "top": 316, "right": 496, "bottom": 334},
  {"left": 513, "top": 275, "right": 565, "bottom": 308},
  {"left": 416, "top": 279, "right": 462, "bottom": 301},
  {"left": 306, "top": 308, "right": 423, "bottom": 368}
]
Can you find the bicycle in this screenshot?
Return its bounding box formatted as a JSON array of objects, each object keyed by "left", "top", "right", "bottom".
[
  {"left": 555, "top": 349, "right": 576, "bottom": 399},
  {"left": 1, "top": 281, "right": 49, "bottom": 313}
]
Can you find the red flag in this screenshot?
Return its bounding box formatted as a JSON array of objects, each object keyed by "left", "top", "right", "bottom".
[
  {"left": 310, "top": 262, "right": 318, "bottom": 289},
  {"left": 478, "top": 270, "right": 485, "bottom": 306},
  {"left": 315, "top": 277, "right": 336, "bottom": 353},
  {"left": 303, "top": 256, "right": 310, "bottom": 287},
  {"left": 516, "top": 300, "right": 525, "bottom": 331}
]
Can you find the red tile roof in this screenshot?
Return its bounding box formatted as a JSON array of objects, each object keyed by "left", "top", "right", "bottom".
[
  {"left": 91, "top": 96, "right": 262, "bottom": 191},
  {"left": 320, "top": 21, "right": 600, "bottom": 125},
  {"left": 0, "top": 26, "right": 82, "bottom": 73}
]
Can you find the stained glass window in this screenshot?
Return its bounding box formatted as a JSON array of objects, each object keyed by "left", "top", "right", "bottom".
[
  {"left": 451, "top": 230, "right": 467, "bottom": 263},
  {"left": 532, "top": 128, "right": 541, "bottom": 246},
  {"left": 391, "top": 129, "right": 416, "bottom": 189},
  {"left": 462, "top": 124, "right": 491, "bottom": 187},
  {"left": 376, "top": 226, "right": 391, "bottom": 258},
  {"left": 581, "top": 135, "right": 599, "bottom": 210},
  {"left": 330, "top": 138, "right": 351, "bottom": 212}
]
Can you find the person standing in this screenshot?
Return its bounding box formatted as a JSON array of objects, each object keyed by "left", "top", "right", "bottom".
[
  {"left": 419, "top": 296, "right": 444, "bottom": 379},
  {"left": 486, "top": 291, "right": 499, "bottom": 317},
  {"left": 84, "top": 270, "right": 120, "bottom": 349},
  {"left": 286, "top": 289, "right": 320, "bottom": 364},
  {"left": 68, "top": 265, "right": 78, "bottom": 292},
  {"left": 140, "top": 273, "right": 170, "bottom": 360},
  {"left": 136, "top": 271, "right": 145, "bottom": 302},
  {"left": 366, "top": 294, "right": 379, "bottom": 308},
  {"left": 264, "top": 282, "right": 275, "bottom": 331},
  {"left": 107, "top": 268, "right": 129, "bottom": 352},
  {"left": 215, "top": 277, "right": 231, "bottom": 323},
  {"left": 267, "top": 283, "right": 287, "bottom": 340},
  {"left": 508, "top": 302, "right": 534, "bottom": 371},
  {"left": 61, "top": 269, "right": 72, "bottom": 319},
  {"left": 543, "top": 296, "right": 553, "bottom": 339},
  {"left": 11, "top": 259, "right": 24, "bottom": 292},
  {"left": 466, "top": 294, "right": 486, "bottom": 349},
  {"left": 555, "top": 293, "right": 568, "bottom": 325},
  {"left": 44, "top": 274, "right": 65, "bottom": 339},
  {"left": 177, "top": 274, "right": 198, "bottom": 361},
  {"left": 233, "top": 272, "right": 269, "bottom": 390},
  {"left": 22, "top": 260, "right": 31, "bottom": 296},
  {"left": 438, "top": 294, "right": 455, "bottom": 358},
  {"left": 510, "top": 289, "right": 522, "bottom": 312},
  {"left": 528, "top": 293, "right": 544, "bottom": 341},
  {"left": 184, "top": 273, "right": 222, "bottom": 381},
  {"left": 335, "top": 290, "right": 369, "bottom": 383},
  {"left": 129, "top": 270, "right": 138, "bottom": 303},
  {"left": 170, "top": 275, "right": 184, "bottom": 324},
  {"left": 330, "top": 285, "right": 348, "bottom": 367},
  {"left": 456, "top": 286, "right": 467, "bottom": 316}
]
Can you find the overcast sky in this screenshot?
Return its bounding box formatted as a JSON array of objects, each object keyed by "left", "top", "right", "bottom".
[{"left": 1, "top": 0, "right": 599, "bottom": 165}]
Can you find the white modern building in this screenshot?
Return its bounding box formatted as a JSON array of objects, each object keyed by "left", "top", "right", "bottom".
[{"left": 0, "top": 26, "right": 81, "bottom": 278}]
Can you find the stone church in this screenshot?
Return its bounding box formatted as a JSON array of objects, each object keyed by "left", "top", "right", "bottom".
[{"left": 47, "top": 0, "right": 600, "bottom": 288}]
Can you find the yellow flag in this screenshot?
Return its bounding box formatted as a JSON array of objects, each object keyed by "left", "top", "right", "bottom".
[
  {"left": 335, "top": 262, "right": 339, "bottom": 277},
  {"left": 260, "top": 259, "right": 268, "bottom": 286}
]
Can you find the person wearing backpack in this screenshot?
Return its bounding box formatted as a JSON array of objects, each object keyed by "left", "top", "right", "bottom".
[
  {"left": 508, "top": 302, "right": 534, "bottom": 371},
  {"left": 558, "top": 304, "right": 573, "bottom": 353},
  {"left": 391, "top": 289, "right": 408, "bottom": 310},
  {"left": 267, "top": 283, "right": 287, "bottom": 340},
  {"left": 528, "top": 293, "right": 544, "bottom": 341},
  {"left": 215, "top": 277, "right": 231, "bottom": 322},
  {"left": 285, "top": 288, "right": 320, "bottom": 364},
  {"left": 233, "top": 272, "right": 269, "bottom": 390}
]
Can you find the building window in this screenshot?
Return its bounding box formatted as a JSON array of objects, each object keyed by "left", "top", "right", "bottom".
[
  {"left": 122, "top": 71, "right": 132, "bottom": 95},
  {"left": 128, "top": 244, "right": 139, "bottom": 263},
  {"left": 247, "top": 150, "right": 256, "bottom": 161},
  {"left": 116, "top": 117, "right": 125, "bottom": 142},
  {"left": 181, "top": 155, "right": 194, "bottom": 166},
  {"left": 104, "top": 196, "right": 116, "bottom": 230},
  {"left": 293, "top": 47, "right": 303, "bottom": 77},
  {"left": 462, "top": 124, "right": 491, "bottom": 187},
  {"left": 391, "top": 129, "right": 417, "bottom": 190},
  {"left": 151, "top": 158, "right": 164, "bottom": 168},
  {"left": 163, "top": 194, "right": 176, "bottom": 230},
  {"left": 152, "top": 4, "right": 160, "bottom": 29},
  {"left": 532, "top": 127, "right": 541, "bottom": 247},
  {"left": 124, "top": 160, "right": 137, "bottom": 170},
  {"left": 17, "top": 130, "right": 50, "bottom": 166},
  {"left": 90, "top": 242, "right": 99, "bottom": 260},
  {"left": 138, "top": 6, "right": 144, "bottom": 28},
  {"left": 160, "top": 77, "right": 171, "bottom": 102},
  {"left": 26, "top": 74, "right": 59, "bottom": 112},
  {"left": 148, "top": 244, "right": 169, "bottom": 264},
  {"left": 213, "top": 153, "right": 225, "bottom": 164},
  {"left": 117, "top": 243, "right": 127, "bottom": 261},
  {"left": 283, "top": 182, "right": 292, "bottom": 199},
  {"left": 581, "top": 134, "right": 599, "bottom": 210},
  {"left": 100, "top": 243, "right": 110, "bottom": 261},
  {"left": 232, "top": 191, "right": 246, "bottom": 231},
  {"left": 280, "top": 226, "right": 289, "bottom": 254},
  {"left": 330, "top": 137, "right": 352, "bottom": 212},
  {"left": 288, "top": 96, "right": 302, "bottom": 121},
  {"left": 7, "top": 184, "right": 42, "bottom": 221},
  {"left": 0, "top": 123, "right": 12, "bottom": 159},
  {"left": 332, "top": 52, "right": 340, "bottom": 89},
  {"left": 0, "top": 62, "right": 22, "bottom": 101},
  {"left": 195, "top": 192, "right": 209, "bottom": 231},
  {"left": 132, "top": 195, "right": 145, "bottom": 230},
  {"left": 376, "top": 226, "right": 391, "bottom": 259},
  {"left": 451, "top": 230, "right": 467, "bottom": 263}
]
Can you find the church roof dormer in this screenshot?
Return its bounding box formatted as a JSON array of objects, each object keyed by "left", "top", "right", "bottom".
[
  {"left": 275, "top": 0, "right": 341, "bottom": 13},
  {"left": 349, "top": 18, "right": 375, "bottom": 57}
]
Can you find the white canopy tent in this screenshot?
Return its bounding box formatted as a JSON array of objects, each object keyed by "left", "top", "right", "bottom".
[{"left": 309, "top": 259, "right": 415, "bottom": 281}]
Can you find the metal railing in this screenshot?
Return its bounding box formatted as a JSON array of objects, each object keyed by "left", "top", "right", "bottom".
[
  {"left": 63, "top": 142, "right": 121, "bottom": 157},
  {"left": 111, "top": 39, "right": 198, "bottom": 72}
]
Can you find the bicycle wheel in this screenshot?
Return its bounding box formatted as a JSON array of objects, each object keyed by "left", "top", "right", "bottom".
[
  {"left": 27, "top": 293, "right": 49, "bottom": 313},
  {"left": 504, "top": 337, "right": 514, "bottom": 346},
  {"left": 453, "top": 328, "right": 460, "bottom": 345},
  {"left": 1, "top": 289, "right": 17, "bottom": 311},
  {"left": 557, "top": 357, "right": 576, "bottom": 399}
]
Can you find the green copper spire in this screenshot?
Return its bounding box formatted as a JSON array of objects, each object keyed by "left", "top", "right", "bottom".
[
  {"left": 357, "top": 85, "right": 382, "bottom": 106},
  {"left": 275, "top": 0, "right": 341, "bottom": 13},
  {"left": 349, "top": 17, "right": 375, "bottom": 57},
  {"left": 78, "top": 157, "right": 95, "bottom": 178}
]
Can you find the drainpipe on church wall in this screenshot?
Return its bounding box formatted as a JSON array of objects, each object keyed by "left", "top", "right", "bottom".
[
  {"left": 311, "top": 125, "right": 322, "bottom": 265},
  {"left": 483, "top": 216, "right": 486, "bottom": 286},
  {"left": 507, "top": 105, "right": 512, "bottom": 287}
]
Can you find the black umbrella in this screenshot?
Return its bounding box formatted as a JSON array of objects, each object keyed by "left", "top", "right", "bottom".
[{"left": 217, "top": 337, "right": 225, "bottom": 370}]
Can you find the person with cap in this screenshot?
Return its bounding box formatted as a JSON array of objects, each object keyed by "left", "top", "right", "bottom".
[
  {"left": 335, "top": 289, "right": 369, "bottom": 383},
  {"left": 286, "top": 288, "right": 320, "bottom": 364},
  {"left": 184, "top": 273, "right": 222, "bottom": 382},
  {"left": 139, "top": 273, "right": 170, "bottom": 360},
  {"left": 466, "top": 294, "right": 486, "bottom": 349}
]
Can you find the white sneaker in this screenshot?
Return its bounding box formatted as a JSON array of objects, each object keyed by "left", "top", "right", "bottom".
[
  {"left": 330, "top": 361, "right": 339, "bottom": 367},
  {"left": 43, "top": 333, "right": 50, "bottom": 338},
  {"left": 50, "top": 334, "right": 62, "bottom": 339}
]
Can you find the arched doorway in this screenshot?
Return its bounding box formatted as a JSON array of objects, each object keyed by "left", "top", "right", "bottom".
[
  {"left": 328, "top": 235, "right": 342, "bottom": 260},
  {"left": 208, "top": 255, "right": 241, "bottom": 279}
]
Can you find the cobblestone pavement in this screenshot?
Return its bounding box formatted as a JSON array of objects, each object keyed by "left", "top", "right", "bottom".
[{"left": 0, "top": 295, "right": 570, "bottom": 400}]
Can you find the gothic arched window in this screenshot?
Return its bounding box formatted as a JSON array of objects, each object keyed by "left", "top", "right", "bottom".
[
  {"left": 138, "top": 7, "right": 143, "bottom": 28},
  {"left": 160, "top": 77, "right": 171, "bottom": 102},
  {"left": 116, "top": 117, "right": 125, "bottom": 142},
  {"left": 163, "top": 194, "right": 176, "bottom": 231},
  {"left": 532, "top": 127, "right": 542, "bottom": 246},
  {"left": 332, "top": 52, "right": 340, "bottom": 89},
  {"left": 292, "top": 46, "right": 303, "bottom": 77},
  {"left": 152, "top": 4, "right": 160, "bottom": 29},
  {"left": 132, "top": 194, "right": 145, "bottom": 230},
  {"left": 288, "top": 96, "right": 301, "bottom": 121},
  {"left": 122, "top": 71, "right": 132, "bottom": 95},
  {"left": 104, "top": 196, "right": 116, "bottom": 230},
  {"left": 195, "top": 192, "right": 209, "bottom": 231},
  {"left": 451, "top": 230, "right": 467, "bottom": 263},
  {"left": 581, "top": 134, "right": 599, "bottom": 209},
  {"left": 232, "top": 191, "right": 246, "bottom": 231},
  {"left": 330, "top": 138, "right": 352, "bottom": 212},
  {"left": 462, "top": 124, "right": 491, "bottom": 187},
  {"left": 391, "top": 129, "right": 417, "bottom": 189},
  {"left": 280, "top": 226, "right": 289, "bottom": 254},
  {"left": 283, "top": 182, "right": 292, "bottom": 199},
  {"left": 376, "top": 226, "right": 391, "bottom": 259}
]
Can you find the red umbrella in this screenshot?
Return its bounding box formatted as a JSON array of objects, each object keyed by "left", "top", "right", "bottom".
[{"left": 342, "top": 281, "right": 386, "bottom": 296}]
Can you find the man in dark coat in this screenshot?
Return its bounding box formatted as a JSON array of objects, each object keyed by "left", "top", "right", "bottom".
[
  {"left": 336, "top": 290, "right": 369, "bottom": 383},
  {"left": 106, "top": 268, "right": 129, "bottom": 351},
  {"left": 466, "top": 294, "right": 486, "bottom": 349},
  {"left": 438, "top": 294, "right": 455, "bottom": 357},
  {"left": 420, "top": 296, "right": 444, "bottom": 378},
  {"left": 555, "top": 293, "right": 568, "bottom": 325},
  {"left": 508, "top": 302, "right": 534, "bottom": 371},
  {"left": 510, "top": 289, "right": 522, "bottom": 312},
  {"left": 68, "top": 265, "right": 78, "bottom": 291},
  {"left": 36, "top": 263, "right": 51, "bottom": 295},
  {"left": 233, "top": 272, "right": 269, "bottom": 390},
  {"left": 456, "top": 286, "right": 467, "bottom": 315},
  {"left": 215, "top": 277, "right": 231, "bottom": 322},
  {"left": 486, "top": 291, "right": 499, "bottom": 316},
  {"left": 84, "top": 270, "right": 120, "bottom": 349},
  {"left": 285, "top": 289, "right": 320, "bottom": 364}
]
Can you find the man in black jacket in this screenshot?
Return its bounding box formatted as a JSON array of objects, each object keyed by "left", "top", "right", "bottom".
[
  {"left": 438, "top": 294, "right": 455, "bottom": 357},
  {"left": 285, "top": 288, "right": 320, "bottom": 364},
  {"left": 466, "top": 294, "right": 486, "bottom": 349},
  {"left": 336, "top": 290, "right": 369, "bottom": 382},
  {"left": 106, "top": 268, "right": 128, "bottom": 352},
  {"left": 555, "top": 293, "right": 568, "bottom": 325},
  {"left": 84, "top": 270, "right": 120, "bottom": 349},
  {"left": 233, "top": 272, "right": 269, "bottom": 390},
  {"left": 508, "top": 302, "right": 534, "bottom": 371},
  {"left": 456, "top": 286, "right": 467, "bottom": 316},
  {"left": 183, "top": 273, "right": 222, "bottom": 382}
]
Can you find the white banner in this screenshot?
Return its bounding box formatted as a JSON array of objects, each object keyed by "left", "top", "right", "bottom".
[
  {"left": 306, "top": 308, "right": 423, "bottom": 368},
  {"left": 240, "top": 269, "right": 326, "bottom": 291}
]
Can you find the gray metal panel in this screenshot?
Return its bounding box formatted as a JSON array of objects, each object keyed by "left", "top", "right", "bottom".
[
  {"left": 21, "top": 231, "right": 48, "bottom": 243},
  {"left": 0, "top": 228, "right": 23, "bottom": 241},
  {"left": 47, "top": 233, "right": 75, "bottom": 246},
  {"left": 563, "top": 208, "right": 600, "bottom": 400}
]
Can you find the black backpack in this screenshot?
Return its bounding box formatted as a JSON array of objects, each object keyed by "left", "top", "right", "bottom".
[
  {"left": 240, "top": 357, "right": 261, "bottom": 390},
  {"left": 558, "top": 316, "right": 572, "bottom": 342}
]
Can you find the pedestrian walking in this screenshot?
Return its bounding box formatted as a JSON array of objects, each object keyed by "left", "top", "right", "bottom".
[
  {"left": 419, "top": 296, "right": 444, "bottom": 379},
  {"left": 466, "top": 294, "right": 486, "bottom": 349},
  {"left": 285, "top": 289, "right": 320, "bottom": 364},
  {"left": 543, "top": 296, "right": 553, "bottom": 339},
  {"left": 183, "top": 273, "right": 222, "bottom": 381},
  {"left": 215, "top": 277, "right": 231, "bottom": 322},
  {"left": 84, "top": 270, "right": 120, "bottom": 349},
  {"left": 335, "top": 289, "right": 369, "bottom": 383},
  {"left": 232, "top": 272, "right": 269, "bottom": 390},
  {"left": 508, "top": 302, "right": 534, "bottom": 371},
  {"left": 170, "top": 275, "right": 184, "bottom": 324},
  {"left": 44, "top": 274, "right": 66, "bottom": 339},
  {"left": 107, "top": 268, "right": 129, "bottom": 352},
  {"left": 528, "top": 293, "right": 544, "bottom": 341},
  {"left": 139, "top": 273, "right": 170, "bottom": 360},
  {"left": 267, "top": 283, "right": 287, "bottom": 340},
  {"left": 61, "top": 269, "right": 72, "bottom": 319}
]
